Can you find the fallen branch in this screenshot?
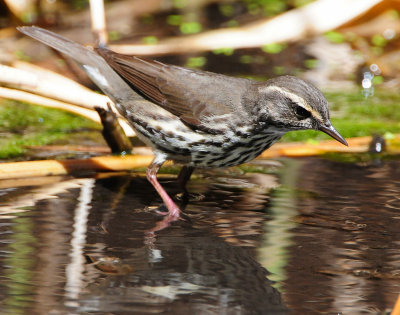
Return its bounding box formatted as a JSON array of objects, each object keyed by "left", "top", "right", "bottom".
[
  {"left": 0, "top": 86, "right": 101, "bottom": 121},
  {"left": 1, "top": 134, "right": 399, "bottom": 181},
  {"left": 0, "top": 86, "right": 136, "bottom": 137},
  {"left": 2, "top": 61, "right": 109, "bottom": 109},
  {"left": 26, "top": 144, "right": 153, "bottom": 155},
  {"left": 110, "top": 0, "right": 383, "bottom": 55},
  {"left": 0, "top": 61, "right": 136, "bottom": 136},
  {"left": 90, "top": 0, "right": 108, "bottom": 45},
  {"left": 95, "top": 105, "right": 133, "bottom": 153},
  {"left": 259, "top": 135, "right": 399, "bottom": 158},
  {"left": 26, "top": 144, "right": 111, "bottom": 153},
  {"left": 0, "top": 155, "right": 156, "bottom": 180}
]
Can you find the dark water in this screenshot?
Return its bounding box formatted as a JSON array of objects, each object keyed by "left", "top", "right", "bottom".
[{"left": 0, "top": 156, "right": 399, "bottom": 314}]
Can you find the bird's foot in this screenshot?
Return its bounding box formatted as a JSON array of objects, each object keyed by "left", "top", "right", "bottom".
[
  {"left": 154, "top": 208, "right": 169, "bottom": 216},
  {"left": 147, "top": 211, "right": 180, "bottom": 233},
  {"left": 167, "top": 204, "right": 181, "bottom": 218},
  {"left": 146, "top": 203, "right": 192, "bottom": 233},
  {"left": 151, "top": 204, "right": 180, "bottom": 217}
]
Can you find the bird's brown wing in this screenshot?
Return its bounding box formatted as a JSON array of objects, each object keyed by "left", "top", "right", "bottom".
[{"left": 96, "top": 48, "right": 252, "bottom": 130}]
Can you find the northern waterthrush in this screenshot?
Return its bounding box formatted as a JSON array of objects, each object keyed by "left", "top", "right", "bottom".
[{"left": 18, "top": 27, "right": 347, "bottom": 223}]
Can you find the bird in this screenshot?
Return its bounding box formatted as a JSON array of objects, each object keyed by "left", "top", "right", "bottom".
[{"left": 18, "top": 26, "right": 347, "bottom": 225}]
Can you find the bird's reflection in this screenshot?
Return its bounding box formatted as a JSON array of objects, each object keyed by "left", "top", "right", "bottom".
[
  {"left": 75, "top": 170, "right": 286, "bottom": 314},
  {"left": 0, "top": 165, "right": 287, "bottom": 314}
]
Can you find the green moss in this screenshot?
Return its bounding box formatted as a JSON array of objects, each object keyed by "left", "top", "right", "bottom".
[
  {"left": 185, "top": 56, "right": 207, "bottom": 68},
  {"left": 166, "top": 15, "right": 183, "bottom": 26},
  {"left": 219, "top": 4, "right": 235, "bottom": 17},
  {"left": 180, "top": 22, "right": 202, "bottom": 34},
  {"left": 212, "top": 47, "right": 235, "bottom": 56},
  {"left": 0, "top": 100, "right": 100, "bottom": 159},
  {"left": 321, "top": 151, "right": 400, "bottom": 163},
  {"left": 142, "top": 36, "right": 158, "bottom": 45},
  {"left": 371, "top": 34, "right": 387, "bottom": 47},
  {"left": 261, "top": 43, "right": 287, "bottom": 54},
  {"left": 324, "top": 31, "right": 346, "bottom": 43},
  {"left": 237, "top": 164, "right": 279, "bottom": 175}
]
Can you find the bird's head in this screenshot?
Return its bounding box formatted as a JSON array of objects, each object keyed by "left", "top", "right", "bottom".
[{"left": 256, "top": 76, "right": 347, "bottom": 146}]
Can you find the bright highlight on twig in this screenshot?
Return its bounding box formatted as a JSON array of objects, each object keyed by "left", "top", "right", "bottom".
[{"left": 89, "top": 0, "right": 108, "bottom": 46}]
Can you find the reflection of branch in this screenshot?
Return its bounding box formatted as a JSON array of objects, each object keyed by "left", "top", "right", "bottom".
[
  {"left": 111, "top": 0, "right": 383, "bottom": 55},
  {"left": 65, "top": 178, "right": 95, "bottom": 301},
  {"left": 0, "top": 178, "right": 90, "bottom": 215}
]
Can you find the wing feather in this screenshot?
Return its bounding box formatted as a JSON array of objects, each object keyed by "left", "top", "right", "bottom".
[{"left": 96, "top": 48, "right": 252, "bottom": 130}]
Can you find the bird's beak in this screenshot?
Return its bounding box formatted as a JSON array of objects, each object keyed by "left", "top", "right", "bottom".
[{"left": 319, "top": 124, "right": 348, "bottom": 146}]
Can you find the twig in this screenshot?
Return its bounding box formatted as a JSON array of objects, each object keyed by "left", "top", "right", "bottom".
[
  {"left": 2, "top": 61, "right": 109, "bottom": 109},
  {"left": 0, "top": 86, "right": 135, "bottom": 136},
  {"left": 0, "top": 155, "right": 157, "bottom": 180},
  {"left": 89, "top": 0, "right": 108, "bottom": 46},
  {"left": 0, "top": 86, "right": 101, "bottom": 122},
  {"left": 258, "top": 135, "right": 398, "bottom": 158},
  {"left": 95, "top": 104, "right": 133, "bottom": 153},
  {"left": 0, "top": 61, "right": 136, "bottom": 136}
]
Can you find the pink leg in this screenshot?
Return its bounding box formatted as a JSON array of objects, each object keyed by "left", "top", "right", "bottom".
[{"left": 146, "top": 157, "right": 180, "bottom": 219}]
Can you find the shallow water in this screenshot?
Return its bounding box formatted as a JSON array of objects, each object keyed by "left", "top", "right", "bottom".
[{"left": 0, "top": 156, "right": 399, "bottom": 314}]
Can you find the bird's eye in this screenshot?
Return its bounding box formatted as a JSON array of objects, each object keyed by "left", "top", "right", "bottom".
[{"left": 294, "top": 105, "right": 311, "bottom": 120}]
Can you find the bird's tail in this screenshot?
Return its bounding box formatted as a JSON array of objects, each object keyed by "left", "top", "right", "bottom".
[{"left": 17, "top": 26, "right": 143, "bottom": 105}]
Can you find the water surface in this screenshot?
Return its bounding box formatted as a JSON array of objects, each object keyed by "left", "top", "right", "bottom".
[{"left": 0, "top": 156, "right": 399, "bottom": 314}]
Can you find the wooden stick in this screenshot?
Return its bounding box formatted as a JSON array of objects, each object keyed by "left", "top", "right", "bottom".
[
  {"left": 259, "top": 135, "right": 399, "bottom": 158},
  {"left": 0, "top": 86, "right": 136, "bottom": 137},
  {"left": 95, "top": 105, "right": 133, "bottom": 153},
  {"left": 0, "top": 62, "right": 136, "bottom": 136},
  {"left": 0, "top": 155, "right": 155, "bottom": 180},
  {"left": 110, "top": 0, "right": 382, "bottom": 55},
  {"left": 0, "top": 134, "right": 398, "bottom": 181},
  {"left": 89, "top": 0, "right": 108, "bottom": 45},
  {"left": 259, "top": 141, "right": 366, "bottom": 158},
  {"left": 0, "top": 86, "right": 101, "bottom": 122},
  {"left": 2, "top": 62, "right": 109, "bottom": 109}
]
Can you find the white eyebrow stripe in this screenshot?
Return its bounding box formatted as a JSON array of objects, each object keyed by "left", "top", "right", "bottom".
[{"left": 259, "top": 85, "right": 323, "bottom": 121}]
